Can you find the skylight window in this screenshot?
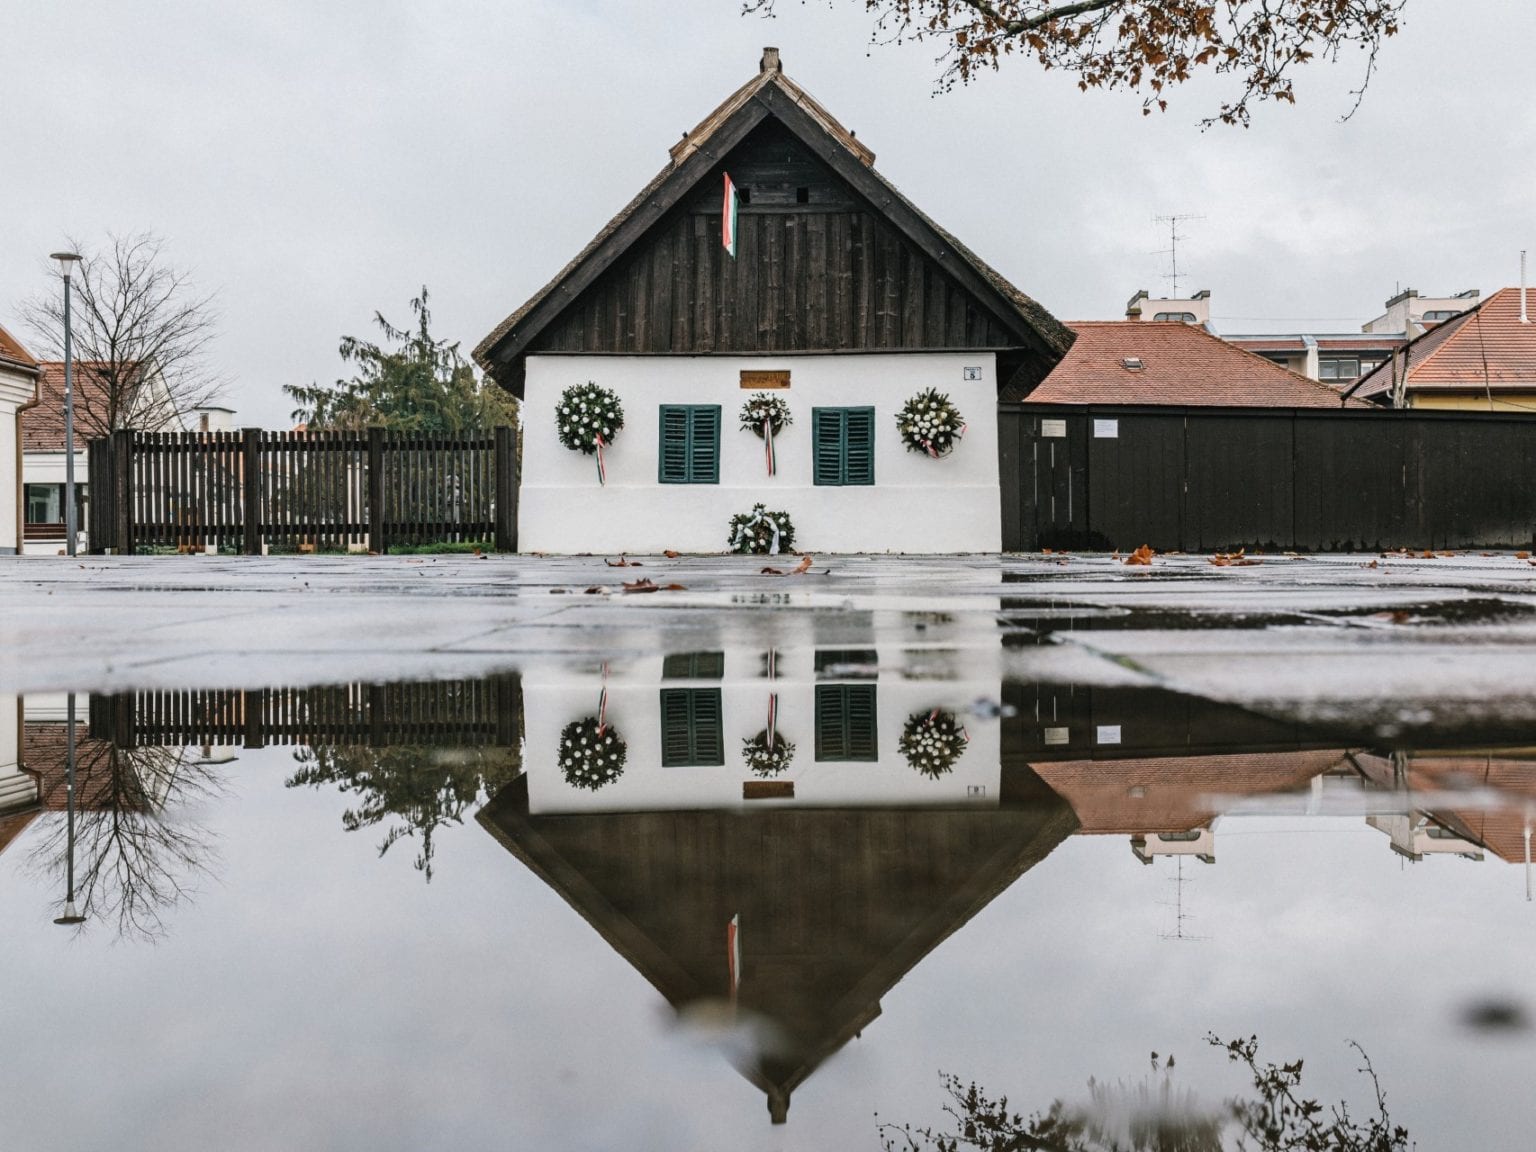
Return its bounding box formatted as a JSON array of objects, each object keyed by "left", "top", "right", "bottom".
[{"left": 1121, "top": 357, "right": 1145, "bottom": 370}]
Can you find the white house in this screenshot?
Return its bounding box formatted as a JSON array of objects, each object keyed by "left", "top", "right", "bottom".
[
  {"left": 0, "top": 323, "right": 42, "bottom": 556},
  {"left": 474, "top": 48, "right": 1071, "bottom": 555}
]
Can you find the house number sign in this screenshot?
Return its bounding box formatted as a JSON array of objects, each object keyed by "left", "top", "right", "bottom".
[{"left": 740, "top": 370, "right": 791, "bottom": 389}]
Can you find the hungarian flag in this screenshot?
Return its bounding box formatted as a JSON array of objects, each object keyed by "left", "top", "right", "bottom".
[{"left": 722, "top": 173, "right": 739, "bottom": 258}]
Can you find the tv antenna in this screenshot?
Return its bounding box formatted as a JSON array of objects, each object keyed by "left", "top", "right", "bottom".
[
  {"left": 1158, "top": 856, "right": 1209, "bottom": 943},
  {"left": 1153, "top": 214, "right": 1205, "bottom": 299}
]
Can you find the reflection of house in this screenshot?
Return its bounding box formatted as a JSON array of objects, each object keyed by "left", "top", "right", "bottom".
[
  {"left": 0, "top": 694, "right": 40, "bottom": 858},
  {"left": 1355, "top": 751, "right": 1534, "bottom": 865},
  {"left": 474, "top": 48, "right": 1071, "bottom": 554},
  {"left": 1346, "top": 288, "right": 1536, "bottom": 410},
  {"left": 0, "top": 323, "right": 42, "bottom": 555}
]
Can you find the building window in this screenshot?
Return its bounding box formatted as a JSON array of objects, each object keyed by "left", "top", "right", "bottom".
[
  {"left": 1422, "top": 310, "right": 1461, "bottom": 322},
  {"left": 658, "top": 405, "right": 721, "bottom": 484},
  {"left": 812, "top": 407, "right": 874, "bottom": 486},
  {"left": 1152, "top": 312, "right": 1198, "bottom": 323},
  {"left": 662, "top": 651, "right": 725, "bottom": 680},
  {"left": 814, "top": 649, "right": 878, "bottom": 679},
  {"left": 815, "top": 684, "right": 878, "bottom": 761},
  {"left": 659, "top": 687, "right": 724, "bottom": 766},
  {"left": 1318, "top": 356, "right": 1361, "bottom": 381},
  {"left": 26, "top": 484, "right": 62, "bottom": 525}
]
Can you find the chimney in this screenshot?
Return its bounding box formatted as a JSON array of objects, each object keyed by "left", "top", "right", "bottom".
[
  {"left": 761, "top": 47, "right": 781, "bottom": 73},
  {"left": 1522, "top": 250, "right": 1530, "bottom": 324}
]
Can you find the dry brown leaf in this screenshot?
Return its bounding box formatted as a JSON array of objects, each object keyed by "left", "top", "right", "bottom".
[
  {"left": 1518, "top": 551, "right": 1531, "bottom": 560},
  {"left": 584, "top": 586, "right": 605, "bottom": 595},
  {"left": 663, "top": 549, "right": 681, "bottom": 558},
  {"left": 760, "top": 566, "right": 785, "bottom": 575},
  {"left": 1123, "top": 544, "right": 1155, "bottom": 567},
  {"left": 622, "top": 578, "right": 659, "bottom": 592},
  {"left": 606, "top": 555, "right": 642, "bottom": 567},
  {"left": 662, "top": 583, "right": 687, "bottom": 591},
  {"left": 1364, "top": 559, "right": 1380, "bottom": 569},
  {"left": 791, "top": 554, "right": 813, "bottom": 574},
  {"left": 1421, "top": 550, "right": 1436, "bottom": 559}
]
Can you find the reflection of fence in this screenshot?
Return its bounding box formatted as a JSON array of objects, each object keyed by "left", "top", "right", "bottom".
[
  {"left": 87, "top": 427, "right": 517, "bottom": 554},
  {"left": 89, "top": 676, "right": 522, "bottom": 749}
]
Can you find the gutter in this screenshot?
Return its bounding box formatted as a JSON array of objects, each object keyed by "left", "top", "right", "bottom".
[{"left": 10, "top": 360, "right": 42, "bottom": 555}]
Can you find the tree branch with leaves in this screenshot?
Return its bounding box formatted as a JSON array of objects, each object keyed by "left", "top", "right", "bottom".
[{"left": 746, "top": 0, "right": 1407, "bottom": 125}]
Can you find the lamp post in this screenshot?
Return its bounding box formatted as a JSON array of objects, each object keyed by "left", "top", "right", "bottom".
[
  {"left": 50, "top": 252, "right": 81, "bottom": 557},
  {"left": 52, "top": 693, "right": 86, "bottom": 926}
]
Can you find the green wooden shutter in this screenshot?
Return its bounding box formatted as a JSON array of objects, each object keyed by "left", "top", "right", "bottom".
[
  {"left": 814, "top": 684, "right": 847, "bottom": 760},
  {"left": 659, "top": 687, "right": 724, "bottom": 766},
  {"left": 813, "top": 408, "right": 846, "bottom": 486},
  {"left": 844, "top": 407, "right": 874, "bottom": 485},
  {"left": 815, "top": 684, "right": 879, "bottom": 762},
  {"left": 659, "top": 406, "right": 689, "bottom": 483},
  {"left": 690, "top": 689, "right": 724, "bottom": 764},
  {"left": 689, "top": 407, "right": 720, "bottom": 483},
  {"left": 844, "top": 685, "right": 878, "bottom": 759}
]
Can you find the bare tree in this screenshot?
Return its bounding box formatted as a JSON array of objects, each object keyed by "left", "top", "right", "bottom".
[
  {"left": 23, "top": 232, "right": 226, "bottom": 439},
  {"left": 746, "top": 0, "right": 1407, "bottom": 126}
]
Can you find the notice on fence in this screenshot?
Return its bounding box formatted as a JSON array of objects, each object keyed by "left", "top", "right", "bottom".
[
  {"left": 1040, "top": 418, "right": 1067, "bottom": 438},
  {"left": 1095, "top": 725, "right": 1122, "bottom": 745},
  {"left": 1093, "top": 419, "right": 1119, "bottom": 439}
]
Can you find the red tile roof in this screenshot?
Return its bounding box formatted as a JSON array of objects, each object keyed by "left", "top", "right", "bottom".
[
  {"left": 0, "top": 322, "right": 39, "bottom": 370},
  {"left": 1352, "top": 288, "right": 1536, "bottom": 399},
  {"left": 1018, "top": 322, "right": 1367, "bottom": 407},
  {"left": 21, "top": 362, "right": 151, "bottom": 452}
]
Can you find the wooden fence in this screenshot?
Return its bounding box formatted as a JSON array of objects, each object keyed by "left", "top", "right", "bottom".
[
  {"left": 88, "top": 426, "right": 518, "bottom": 554},
  {"left": 88, "top": 675, "right": 522, "bottom": 750},
  {"left": 1000, "top": 405, "right": 1536, "bottom": 553}
]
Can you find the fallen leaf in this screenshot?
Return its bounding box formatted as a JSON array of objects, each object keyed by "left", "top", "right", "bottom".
[
  {"left": 761, "top": 566, "right": 785, "bottom": 575},
  {"left": 1123, "top": 544, "right": 1155, "bottom": 567},
  {"left": 1210, "top": 547, "right": 1263, "bottom": 567},
  {"left": 1041, "top": 548, "right": 1054, "bottom": 555},
  {"left": 549, "top": 588, "right": 568, "bottom": 595},
  {"left": 663, "top": 549, "right": 681, "bottom": 558},
  {"left": 1518, "top": 551, "right": 1531, "bottom": 560},
  {"left": 605, "top": 555, "right": 642, "bottom": 567},
  {"left": 1364, "top": 559, "right": 1380, "bottom": 569},
  {"left": 622, "top": 578, "right": 659, "bottom": 592},
  {"left": 584, "top": 586, "right": 605, "bottom": 595},
  {"left": 1421, "top": 550, "right": 1436, "bottom": 559},
  {"left": 662, "top": 583, "right": 687, "bottom": 591},
  {"left": 791, "top": 554, "right": 813, "bottom": 574},
  {"left": 1437, "top": 551, "right": 1456, "bottom": 558}
]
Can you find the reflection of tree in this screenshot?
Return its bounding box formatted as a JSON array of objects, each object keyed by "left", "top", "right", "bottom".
[
  {"left": 286, "top": 745, "right": 520, "bottom": 881},
  {"left": 30, "top": 745, "right": 223, "bottom": 942},
  {"left": 880, "top": 1036, "right": 1408, "bottom": 1152}
]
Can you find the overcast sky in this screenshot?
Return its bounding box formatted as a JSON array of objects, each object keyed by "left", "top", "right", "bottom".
[{"left": 3, "top": 1, "right": 1532, "bottom": 427}]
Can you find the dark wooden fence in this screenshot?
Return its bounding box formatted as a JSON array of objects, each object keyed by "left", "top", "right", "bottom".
[
  {"left": 88, "top": 675, "right": 522, "bottom": 750},
  {"left": 1000, "top": 405, "right": 1536, "bottom": 552},
  {"left": 88, "top": 427, "right": 518, "bottom": 554}
]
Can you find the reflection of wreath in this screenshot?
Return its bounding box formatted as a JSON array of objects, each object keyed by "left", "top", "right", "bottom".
[
  {"left": 895, "top": 388, "right": 966, "bottom": 458},
  {"left": 559, "top": 716, "right": 628, "bottom": 790},
  {"left": 728, "top": 504, "right": 796, "bottom": 555},
  {"left": 742, "top": 729, "right": 796, "bottom": 777},
  {"left": 898, "top": 710, "right": 969, "bottom": 778},
  {"left": 555, "top": 382, "right": 625, "bottom": 454},
  {"left": 739, "top": 393, "right": 792, "bottom": 438}
]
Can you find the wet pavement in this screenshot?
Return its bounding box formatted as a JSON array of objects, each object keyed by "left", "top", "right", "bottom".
[{"left": 1, "top": 553, "right": 1534, "bottom": 1149}]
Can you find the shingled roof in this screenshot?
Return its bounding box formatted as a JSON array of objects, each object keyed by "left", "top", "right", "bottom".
[
  {"left": 22, "top": 362, "right": 160, "bottom": 452},
  {"left": 1349, "top": 287, "right": 1536, "bottom": 401},
  {"left": 1016, "top": 321, "right": 1367, "bottom": 407},
  {"left": 474, "top": 49, "right": 1072, "bottom": 393},
  {"left": 0, "top": 321, "right": 40, "bottom": 373}
]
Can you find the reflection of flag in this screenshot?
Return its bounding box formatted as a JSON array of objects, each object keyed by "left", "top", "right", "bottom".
[
  {"left": 727, "top": 913, "right": 741, "bottom": 1003},
  {"left": 722, "top": 173, "right": 739, "bottom": 258}
]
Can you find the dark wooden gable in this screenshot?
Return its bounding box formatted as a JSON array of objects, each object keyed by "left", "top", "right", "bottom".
[{"left": 528, "top": 120, "right": 1022, "bottom": 359}]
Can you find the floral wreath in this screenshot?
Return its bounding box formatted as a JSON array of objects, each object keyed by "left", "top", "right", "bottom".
[
  {"left": 555, "top": 382, "right": 625, "bottom": 484},
  {"left": 898, "top": 709, "right": 969, "bottom": 778},
  {"left": 740, "top": 393, "right": 792, "bottom": 476},
  {"left": 895, "top": 388, "right": 966, "bottom": 458},
  {"left": 559, "top": 716, "right": 628, "bottom": 790},
  {"left": 742, "top": 729, "right": 796, "bottom": 777},
  {"left": 728, "top": 503, "right": 796, "bottom": 555}
]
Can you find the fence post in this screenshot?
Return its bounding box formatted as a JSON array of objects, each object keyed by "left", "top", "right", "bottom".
[
  {"left": 112, "top": 428, "right": 135, "bottom": 555},
  {"left": 494, "top": 424, "right": 518, "bottom": 553},
  {"left": 242, "top": 428, "right": 262, "bottom": 555},
  {"left": 368, "top": 426, "right": 386, "bottom": 554}
]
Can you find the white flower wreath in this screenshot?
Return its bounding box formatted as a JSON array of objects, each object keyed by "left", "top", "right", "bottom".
[
  {"left": 895, "top": 388, "right": 966, "bottom": 458},
  {"left": 559, "top": 716, "right": 628, "bottom": 790},
  {"left": 555, "top": 382, "right": 625, "bottom": 454},
  {"left": 739, "top": 392, "right": 792, "bottom": 438},
  {"left": 898, "top": 709, "right": 969, "bottom": 779}
]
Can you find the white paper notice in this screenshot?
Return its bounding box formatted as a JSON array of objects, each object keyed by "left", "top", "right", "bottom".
[
  {"left": 1044, "top": 727, "right": 1070, "bottom": 746},
  {"left": 1041, "top": 419, "right": 1067, "bottom": 438},
  {"left": 1096, "top": 725, "right": 1122, "bottom": 744},
  {"left": 1093, "top": 419, "right": 1119, "bottom": 439}
]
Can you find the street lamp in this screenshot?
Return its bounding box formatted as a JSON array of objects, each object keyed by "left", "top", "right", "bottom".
[
  {"left": 52, "top": 693, "right": 86, "bottom": 925},
  {"left": 50, "top": 252, "right": 81, "bottom": 557}
]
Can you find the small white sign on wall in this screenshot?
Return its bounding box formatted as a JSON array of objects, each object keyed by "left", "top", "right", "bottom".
[
  {"left": 1040, "top": 419, "right": 1067, "bottom": 439},
  {"left": 1043, "top": 726, "right": 1070, "bottom": 746},
  {"left": 1093, "top": 419, "right": 1119, "bottom": 439},
  {"left": 963, "top": 366, "right": 983, "bottom": 381},
  {"left": 1095, "top": 725, "right": 1122, "bottom": 745}
]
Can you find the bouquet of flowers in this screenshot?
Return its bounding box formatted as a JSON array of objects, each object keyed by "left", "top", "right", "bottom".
[
  {"left": 728, "top": 503, "right": 796, "bottom": 555},
  {"left": 898, "top": 709, "right": 969, "bottom": 778},
  {"left": 895, "top": 388, "right": 966, "bottom": 458}
]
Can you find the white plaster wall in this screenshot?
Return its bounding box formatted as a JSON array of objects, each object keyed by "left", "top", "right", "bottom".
[
  {"left": 523, "top": 646, "right": 1001, "bottom": 815},
  {"left": 521, "top": 353, "right": 1001, "bottom": 554},
  {"left": 1, "top": 694, "right": 20, "bottom": 778},
  {"left": 0, "top": 370, "right": 32, "bottom": 554},
  {"left": 23, "top": 449, "right": 85, "bottom": 487}
]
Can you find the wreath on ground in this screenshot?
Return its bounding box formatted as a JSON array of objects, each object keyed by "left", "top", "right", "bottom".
[
  {"left": 559, "top": 716, "right": 628, "bottom": 790},
  {"left": 898, "top": 709, "right": 969, "bottom": 778},
  {"left": 728, "top": 504, "right": 796, "bottom": 555},
  {"left": 895, "top": 388, "right": 966, "bottom": 458},
  {"left": 739, "top": 393, "right": 792, "bottom": 437},
  {"left": 555, "top": 382, "right": 625, "bottom": 454},
  {"left": 742, "top": 730, "right": 796, "bottom": 777}
]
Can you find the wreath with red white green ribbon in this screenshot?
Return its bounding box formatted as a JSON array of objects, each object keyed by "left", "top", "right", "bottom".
[
  {"left": 898, "top": 709, "right": 969, "bottom": 778},
  {"left": 742, "top": 729, "right": 796, "bottom": 777},
  {"left": 559, "top": 715, "right": 628, "bottom": 790},
  {"left": 895, "top": 388, "right": 966, "bottom": 458},
  {"left": 739, "top": 393, "right": 792, "bottom": 476},
  {"left": 555, "top": 382, "right": 625, "bottom": 484}
]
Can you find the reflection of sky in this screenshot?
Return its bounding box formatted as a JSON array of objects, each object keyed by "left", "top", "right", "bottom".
[{"left": 1, "top": 751, "right": 1532, "bottom": 1151}]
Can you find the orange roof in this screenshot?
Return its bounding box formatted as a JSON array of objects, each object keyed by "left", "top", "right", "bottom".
[
  {"left": 1400, "top": 754, "right": 1536, "bottom": 865},
  {"left": 1352, "top": 288, "right": 1536, "bottom": 398},
  {"left": 0, "top": 321, "right": 39, "bottom": 370},
  {"left": 21, "top": 362, "right": 150, "bottom": 452},
  {"left": 1018, "top": 321, "right": 1365, "bottom": 407}
]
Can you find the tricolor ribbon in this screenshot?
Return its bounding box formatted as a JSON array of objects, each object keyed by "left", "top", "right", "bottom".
[
  {"left": 730, "top": 510, "right": 781, "bottom": 555},
  {"left": 594, "top": 434, "right": 607, "bottom": 485},
  {"left": 767, "top": 691, "right": 778, "bottom": 751},
  {"left": 596, "top": 662, "right": 610, "bottom": 736},
  {"left": 763, "top": 417, "right": 776, "bottom": 476},
  {"left": 727, "top": 913, "right": 741, "bottom": 1005}
]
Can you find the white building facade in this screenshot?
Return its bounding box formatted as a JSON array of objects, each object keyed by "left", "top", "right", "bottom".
[{"left": 0, "top": 324, "right": 41, "bottom": 555}]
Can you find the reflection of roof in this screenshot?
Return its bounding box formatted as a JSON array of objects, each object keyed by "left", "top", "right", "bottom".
[
  {"left": 1032, "top": 749, "right": 1351, "bottom": 834},
  {"left": 1390, "top": 753, "right": 1536, "bottom": 864},
  {"left": 1019, "top": 322, "right": 1365, "bottom": 407},
  {"left": 479, "top": 767, "right": 1076, "bottom": 1124},
  {"left": 1352, "top": 289, "right": 1536, "bottom": 399},
  {"left": 0, "top": 809, "right": 40, "bottom": 857},
  {"left": 473, "top": 50, "right": 1072, "bottom": 392},
  {"left": 22, "top": 723, "right": 142, "bottom": 812}
]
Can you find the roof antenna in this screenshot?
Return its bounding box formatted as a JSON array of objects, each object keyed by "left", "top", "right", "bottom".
[
  {"left": 1152, "top": 214, "right": 1204, "bottom": 299},
  {"left": 1522, "top": 250, "right": 1530, "bottom": 324}
]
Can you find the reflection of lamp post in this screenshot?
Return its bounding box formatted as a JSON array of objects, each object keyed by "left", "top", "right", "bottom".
[
  {"left": 52, "top": 693, "right": 86, "bottom": 926},
  {"left": 50, "top": 252, "right": 82, "bottom": 558}
]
